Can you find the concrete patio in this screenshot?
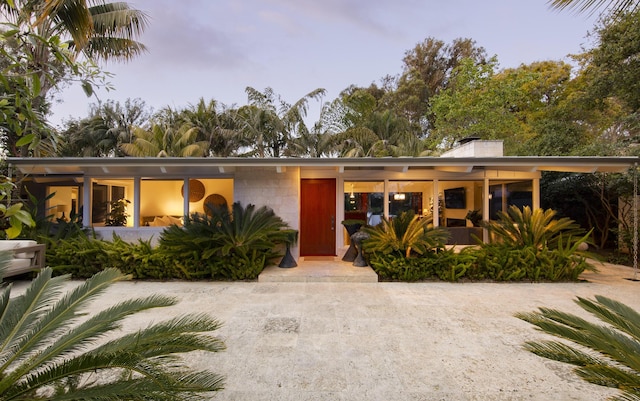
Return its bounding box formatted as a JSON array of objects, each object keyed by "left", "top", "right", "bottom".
[
  {"left": 259, "top": 256, "right": 378, "bottom": 283},
  {"left": 11, "top": 261, "right": 640, "bottom": 400}
]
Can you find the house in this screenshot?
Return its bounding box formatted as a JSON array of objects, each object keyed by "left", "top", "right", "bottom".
[{"left": 8, "top": 140, "right": 638, "bottom": 259}]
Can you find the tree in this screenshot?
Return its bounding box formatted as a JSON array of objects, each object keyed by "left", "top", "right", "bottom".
[
  {"left": 332, "top": 110, "right": 424, "bottom": 157},
  {"left": 0, "top": 0, "right": 148, "bottom": 156},
  {"left": 239, "top": 87, "right": 325, "bottom": 157},
  {"left": 429, "top": 57, "right": 528, "bottom": 152},
  {"left": 92, "top": 97, "right": 152, "bottom": 145},
  {"left": 178, "top": 98, "right": 245, "bottom": 157},
  {"left": 517, "top": 295, "right": 640, "bottom": 400},
  {"left": 120, "top": 123, "right": 209, "bottom": 157},
  {"left": 0, "top": 264, "right": 225, "bottom": 400},
  {"left": 58, "top": 115, "right": 115, "bottom": 157},
  {"left": 381, "top": 37, "right": 488, "bottom": 132},
  {"left": 585, "top": 9, "right": 640, "bottom": 143}
]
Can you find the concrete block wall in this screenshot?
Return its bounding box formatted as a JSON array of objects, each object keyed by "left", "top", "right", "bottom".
[
  {"left": 94, "top": 227, "right": 165, "bottom": 246},
  {"left": 441, "top": 140, "right": 504, "bottom": 157},
  {"left": 234, "top": 167, "right": 300, "bottom": 257}
]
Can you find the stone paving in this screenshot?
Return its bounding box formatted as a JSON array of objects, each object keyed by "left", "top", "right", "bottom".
[{"left": 11, "top": 261, "right": 640, "bottom": 400}]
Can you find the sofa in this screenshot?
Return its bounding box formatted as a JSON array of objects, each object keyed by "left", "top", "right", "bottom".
[{"left": 0, "top": 240, "right": 46, "bottom": 277}]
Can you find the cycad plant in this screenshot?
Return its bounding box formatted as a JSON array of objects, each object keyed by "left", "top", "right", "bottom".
[
  {"left": 0, "top": 256, "right": 225, "bottom": 400},
  {"left": 206, "top": 202, "right": 289, "bottom": 279},
  {"left": 158, "top": 202, "right": 289, "bottom": 279},
  {"left": 483, "top": 205, "right": 587, "bottom": 249},
  {"left": 363, "top": 211, "right": 448, "bottom": 258},
  {"left": 516, "top": 295, "right": 640, "bottom": 400}
]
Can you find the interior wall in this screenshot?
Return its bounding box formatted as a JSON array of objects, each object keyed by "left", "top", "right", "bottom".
[{"left": 439, "top": 181, "right": 477, "bottom": 227}]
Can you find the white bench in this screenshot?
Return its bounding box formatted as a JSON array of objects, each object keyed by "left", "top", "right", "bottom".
[{"left": 0, "top": 240, "right": 46, "bottom": 277}]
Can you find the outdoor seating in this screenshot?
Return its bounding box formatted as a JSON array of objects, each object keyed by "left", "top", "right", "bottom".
[{"left": 0, "top": 240, "right": 46, "bottom": 277}]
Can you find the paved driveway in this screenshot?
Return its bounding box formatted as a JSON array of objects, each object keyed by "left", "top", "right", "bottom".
[{"left": 13, "top": 262, "right": 640, "bottom": 400}]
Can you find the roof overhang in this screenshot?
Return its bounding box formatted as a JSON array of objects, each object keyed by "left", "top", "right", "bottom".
[{"left": 7, "top": 156, "right": 639, "bottom": 178}]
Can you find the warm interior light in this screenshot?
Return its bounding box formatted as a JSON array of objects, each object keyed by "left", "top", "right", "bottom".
[{"left": 393, "top": 193, "right": 406, "bottom": 201}]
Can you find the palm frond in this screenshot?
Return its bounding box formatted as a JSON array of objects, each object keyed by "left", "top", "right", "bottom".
[
  {"left": 547, "top": 0, "right": 638, "bottom": 16},
  {"left": 0, "top": 267, "right": 225, "bottom": 399},
  {"left": 39, "top": 0, "right": 93, "bottom": 50},
  {"left": 517, "top": 295, "right": 640, "bottom": 400}
]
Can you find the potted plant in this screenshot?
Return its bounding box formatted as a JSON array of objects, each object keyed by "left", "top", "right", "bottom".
[{"left": 105, "top": 199, "right": 130, "bottom": 226}]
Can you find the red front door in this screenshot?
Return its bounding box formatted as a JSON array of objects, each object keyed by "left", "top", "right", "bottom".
[{"left": 300, "top": 179, "right": 336, "bottom": 256}]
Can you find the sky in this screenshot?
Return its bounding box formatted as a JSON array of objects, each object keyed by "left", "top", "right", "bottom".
[{"left": 49, "top": 0, "right": 602, "bottom": 128}]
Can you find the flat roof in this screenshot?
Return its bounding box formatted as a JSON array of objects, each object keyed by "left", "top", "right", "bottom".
[{"left": 7, "top": 156, "right": 639, "bottom": 177}]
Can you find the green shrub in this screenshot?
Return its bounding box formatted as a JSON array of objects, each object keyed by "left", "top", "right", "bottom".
[
  {"left": 102, "top": 235, "right": 183, "bottom": 280},
  {"left": 433, "top": 247, "right": 478, "bottom": 282},
  {"left": 46, "top": 233, "right": 180, "bottom": 280},
  {"left": 468, "top": 239, "right": 592, "bottom": 282},
  {"left": 157, "top": 202, "right": 289, "bottom": 280},
  {"left": 368, "top": 252, "right": 435, "bottom": 281},
  {"left": 482, "top": 205, "right": 586, "bottom": 249},
  {"left": 363, "top": 211, "right": 448, "bottom": 258},
  {"left": 46, "top": 231, "right": 109, "bottom": 278}
]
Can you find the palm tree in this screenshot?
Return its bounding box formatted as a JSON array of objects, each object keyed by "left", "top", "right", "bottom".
[
  {"left": 0, "top": 0, "right": 148, "bottom": 156},
  {"left": 1, "top": 0, "right": 148, "bottom": 63},
  {"left": 239, "top": 87, "right": 326, "bottom": 157},
  {"left": 59, "top": 115, "right": 119, "bottom": 157},
  {"left": 121, "top": 123, "right": 209, "bottom": 157},
  {"left": 333, "top": 110, "right": 427, "bottom": 157},
  {"left": 0, "top": 259, "right": 225, "bottom": 400},
  {"left": 548, "top": 0, "right": 638, "bottom": 15},
  {"left": 179, "top": 98, "right": 246, "bottom": 157},
  {"left": 516, "top": 295, "right": 640, "bottom": 400}
]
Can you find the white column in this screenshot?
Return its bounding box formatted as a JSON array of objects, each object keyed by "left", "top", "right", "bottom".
[
  {"left": 483, "top": 177, "right": 490, "bottom": 242},
  {"left": 433, "top": 179, "right": 439, "bottom": 227},
  {"left": 133, "top": 177, "right": 141, "bottom": 228},
  {"left": 532, "top": 178, "right": 540, "bottom": 209},
  {"left": 83, "top": 177, "right": 91, "bottom": 227},
  {"left": 183, "top": 178, "right": 190, "bottom": 217},
  {"left": 383, "top": 179, "right": 389, "bottom": 219}
]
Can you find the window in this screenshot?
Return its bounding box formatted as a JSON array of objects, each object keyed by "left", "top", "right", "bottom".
[
  {"left": 343, "top": 181, "right": 383, "bottom": 226},
  {"left": 140, "top": 178, "right": 233, "bottom": 227},
  {"left": 92, "top": 179, "right": 133, "bottom": 226},
  {"left": 489, "top": 180, "right": 533, "bottom": 220}
]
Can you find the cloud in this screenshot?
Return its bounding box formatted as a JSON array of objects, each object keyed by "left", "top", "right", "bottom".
[
  {"left": 256, "top": 0, "right": 411, "bottom": 39},
  {"left": 132, "top": 0, "right": 252, "bottom": 71}
]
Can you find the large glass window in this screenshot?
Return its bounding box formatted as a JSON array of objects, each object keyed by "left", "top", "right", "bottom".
[
  {"left": 489, "top": 180, "right": 533, "bottom": 220},
  {"left": 387, "top": 181, "right": 432, "bottom": 220},
  {"left": 140, "top": 178, "right": 233, "bottom": 227},
  {"left": 46, "top": 185, "right": 81, "bottom": 221},
  {"left": 438, "top": 181, "right": 484, "bottom": 227},
  {"left": 344, "top": 181, "right": 383, "bottom": 226},
  {"left": 91, "top": 179, "right": 133, "bottom": 226}
]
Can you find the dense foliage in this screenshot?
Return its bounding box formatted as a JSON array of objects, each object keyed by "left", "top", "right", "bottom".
[
  {"left": 363, "top": 211, "right": 449, "bottom": 258},
  {"left": 366, "top": 207, "right": 594, "bottom": 282},
  {"left": 158, "top": 202, "right": 289, "bottom": 280}
]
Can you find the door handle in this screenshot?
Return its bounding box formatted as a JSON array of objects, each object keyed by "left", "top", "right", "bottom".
[{"left": 331, "top": 215, "right": 335, "bottom": 231}]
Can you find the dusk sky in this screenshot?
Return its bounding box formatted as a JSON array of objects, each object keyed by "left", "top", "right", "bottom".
[{"left": 49, "top": 0, "right": 601, "bottom": 127}]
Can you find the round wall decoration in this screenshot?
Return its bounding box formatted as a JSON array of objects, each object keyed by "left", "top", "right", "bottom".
[
  {"left": 181, "top": 179, "right": 206, "bottom": 202},
  {"left": 204, "top": 194, "right": 228, "bottom": 215}
]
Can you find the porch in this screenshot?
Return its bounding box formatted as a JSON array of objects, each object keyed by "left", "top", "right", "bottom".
[{"left": 259, "top": 256, "right": 378, "bottom": 283}]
